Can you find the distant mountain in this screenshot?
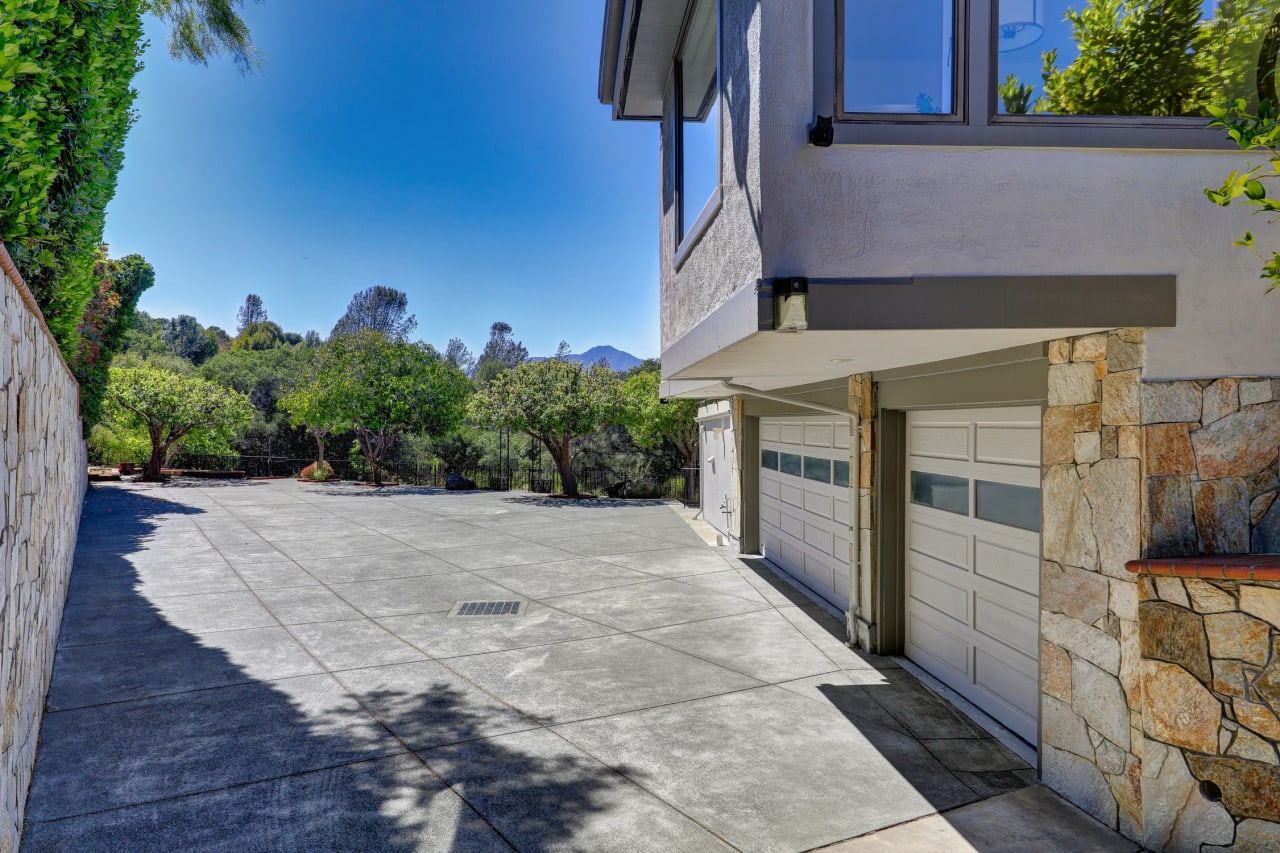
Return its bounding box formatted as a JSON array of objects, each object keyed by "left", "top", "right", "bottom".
[{"left": 529, "top": 345, "right": 645, "bottom": 372}]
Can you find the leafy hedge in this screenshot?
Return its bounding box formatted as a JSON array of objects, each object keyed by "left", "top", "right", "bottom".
[{"left": 1, "top": 0, "right": 145, "bottom": 351}]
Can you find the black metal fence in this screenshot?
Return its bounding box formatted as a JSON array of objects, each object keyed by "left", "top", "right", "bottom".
[{"left": 157, "top": 453, "right": 700, "bottom": 505}]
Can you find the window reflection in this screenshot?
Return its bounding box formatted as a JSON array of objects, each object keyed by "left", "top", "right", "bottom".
[{"left": 844, "top": 0, "right": 956, "bottom": 114}]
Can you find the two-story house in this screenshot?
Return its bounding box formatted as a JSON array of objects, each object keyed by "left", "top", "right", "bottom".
[{"left": 600, "top": 1, "right": 1280, "bottom": 849}]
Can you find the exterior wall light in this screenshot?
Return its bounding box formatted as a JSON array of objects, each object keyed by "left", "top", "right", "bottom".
[{"left": 773, "top": 277, "right": 809, "bottom": 332}]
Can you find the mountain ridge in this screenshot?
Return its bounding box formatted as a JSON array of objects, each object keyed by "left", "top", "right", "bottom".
[{"left": 529, "top": 345, "right": 646, "bottom": 372}]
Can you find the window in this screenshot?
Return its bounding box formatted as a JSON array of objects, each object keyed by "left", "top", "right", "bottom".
[
  {"left": 825, "top": 0, "right": 1275, "bottom": 146},
  {"left": 909, "top": 471, "right": 969, "bottom": 516},
  {"left": 803, "top": 456, "right": 832, "bottom": 483},
  {"left": 762, "top": 449, "right": 780, "bottom": 470},
  {"left": 842, "top": 1, "right": 959, "bottom": 116},
  {"left": 975, "top": 480, "right": 1041, "bottom": 531},
  {"left": 995, "top": 0, "right": 1280, "bottom": 118},
  {"left": 676, "top": 0, "right": 720, "bottom": 243}
]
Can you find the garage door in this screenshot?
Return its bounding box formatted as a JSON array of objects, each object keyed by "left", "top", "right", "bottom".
[
  {"left": 759, "top": 416, "right": 852, "bottom": 612},
  {"left": 905, "top": 407, "right": 1041, "bottom": 744}
]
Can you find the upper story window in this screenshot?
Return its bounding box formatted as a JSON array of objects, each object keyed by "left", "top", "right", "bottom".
[
  {"left": 842, "top": 1, "right": 959, "bottom": 117},
  {"left": 995, "top": 0, "right": 1279, "bottom": 118},
  {"left": 677, "top": 0, "right": 720, "bottom": 245},
  {"left": 826, "top": 0, "right": 1280, "bottom": 147}
]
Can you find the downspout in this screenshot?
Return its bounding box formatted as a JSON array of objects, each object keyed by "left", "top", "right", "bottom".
[{"left": 719, "top": 381, "right": 862, "bottom": 636}]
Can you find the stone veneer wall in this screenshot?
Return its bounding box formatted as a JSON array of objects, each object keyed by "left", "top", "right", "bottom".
[
  {"left": 1041, "top": 328, "right": 1280, "bottom": 850},
  {"left": 0, "top": 249, "right": 87, "bottom": 852},
  {"left": 848, "top": 374, "right": 875, "bottom": 649},
  {"left": 1040, "top": 329, "right": 1146, "bottom": 839},
  {"left": 1134, "top": 368, "right": 1280, "bottom": 852}
]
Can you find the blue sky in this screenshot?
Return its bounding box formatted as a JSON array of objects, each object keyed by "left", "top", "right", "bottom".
[{"left": 103, "top": 1, "right": 660, "bottom": 359}]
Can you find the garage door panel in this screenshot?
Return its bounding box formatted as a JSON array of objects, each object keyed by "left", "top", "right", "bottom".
[
  {"left": 906, "top": 406, "right": 1041, "bottom": 746},
  {"left": 974, "top": 647, "right": 1038, "bottom": 713},
  {"left": 803, "top": 523, "right": 834, "bottom": 554},
  {"left": 908, "top": 424, "right": 970, "bottom": 461},
  {"left": 761, "top": 473, "right": 781, "bottom": 498},
  {"left": 975, "top": 424, "right": 1040, "bottom": 467},
  {"left": 908, "top": 519, "right": 970, "bottom": 569},
  {"left": 974, "top": 534, "right": 1039, "bottom": 595},
  {"left": 760, "top": 416, "right": 852, "bottom": 612},
  {"left": 804, "top": 422, "right": 833, "bottom": 447},
  {"left": 780, "top": 510, "right": 805, "bottom": 540},
  {"left": 780, "top": 482, "right": 804, "bottom": 509},
  {"left": 780, "top": 422, "right": 805, "bottom": 444},
  {"left": 804, "top": 490, "right": 834, "bottom": 519},
  {"left": 907, "top": 611, "right": 970, "bottom": 678},
  {"left": 909, "top": 564, "right": 969, "bottom": 625},
  {"left": 973, "top": 592, "right": 1038, "bottom": 658}
]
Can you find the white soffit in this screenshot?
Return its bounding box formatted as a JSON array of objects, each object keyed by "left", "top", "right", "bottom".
[{"left": 664, "top": 327, "right": 1102, "bottom": 395}]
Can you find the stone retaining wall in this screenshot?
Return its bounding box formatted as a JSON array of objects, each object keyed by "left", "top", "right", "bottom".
[{"left": 0, "top": 247, "right": 87, "bottom": 852}]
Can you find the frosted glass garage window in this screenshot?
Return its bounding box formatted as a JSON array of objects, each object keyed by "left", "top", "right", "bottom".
[
  {"left": 843, "top": 0, "right": 956, "bottom": 114},
  {"left": 780, "top": 452, "right": 803, "bottom": 477},
  {"left": 910, "top": 471, "right": 969, "bottom": 516},
  {"left": 996, "top": 0, "right": 1280, "bottom": 117},
  {"left": 762, "top": 449, "right": 779, "bottom": 470},
  {"left": 833, "top": 460, "right": 851, "bottom": 487},
  {"left": 804, "top": 457, "right": 832, "bottom": 483},
  {"left": 976, "top": 480, "right": 1041, "bottom": 531}
]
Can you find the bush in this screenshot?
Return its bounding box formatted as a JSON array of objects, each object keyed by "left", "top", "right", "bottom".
[{"left": 300, "top": 461, "right": 334, "bottom": 481}]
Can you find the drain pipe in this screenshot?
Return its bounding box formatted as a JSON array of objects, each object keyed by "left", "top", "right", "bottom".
[{"left": 718, "top": 381, "right": 862, "bottom": 639}]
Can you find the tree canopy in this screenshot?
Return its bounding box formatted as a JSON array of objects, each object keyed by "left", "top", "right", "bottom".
[
  {"left": 330, "top": 286, "right": 417, "bottom": 340},
  {"left": 236, "top": 293, "right": 268, "bottom": 332},
  {"left": 296, "top": 331, "right": 470, "bottom": 484},
  {"left": 473, "top": 321, "right": 528, "bottom": 384},
  {"left": 621, "top": 368, "right": 698, "bottom": 470},
  {"left": 468, "top": 357, "right": 622, "bottom": 496},
  {"left": 105, "top": 366, "right": 254, "bottom": 479}
]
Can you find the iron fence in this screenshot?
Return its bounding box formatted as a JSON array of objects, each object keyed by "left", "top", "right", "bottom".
[{"left": 148, "top": 453, "right": 700, "bottom": 505}]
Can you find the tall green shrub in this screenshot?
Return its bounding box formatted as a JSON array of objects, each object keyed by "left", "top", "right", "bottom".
[{"left": 1, "top": 0, "right": 145, "bottom": 351}]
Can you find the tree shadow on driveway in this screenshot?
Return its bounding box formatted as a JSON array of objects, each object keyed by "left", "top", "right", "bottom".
[{"left": 21, "top": 486, "right": 656, "bottom": 852}]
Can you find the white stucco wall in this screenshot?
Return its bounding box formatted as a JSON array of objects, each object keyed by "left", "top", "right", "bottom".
[{"left": 665, "top": 0, "right": 1280, "bottom": 381}]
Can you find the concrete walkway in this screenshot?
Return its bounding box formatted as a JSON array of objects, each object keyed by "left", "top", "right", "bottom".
[{"left": 23, "top": 480, "right": 1137, "bottom": 851}]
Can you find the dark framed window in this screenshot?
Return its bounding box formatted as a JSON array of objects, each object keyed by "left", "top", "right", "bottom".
[
  {"left": 676, "top": 0, "right": 721, "bottom": 246},
  {"left": 803, "top": 456, "right": 833, "bottom": 483},
  {"left": 820, "top": 0, "right": 1259, "bottom": 148},
  {"left": 762, "top": 449, "right": 780, "bottom": 470}
]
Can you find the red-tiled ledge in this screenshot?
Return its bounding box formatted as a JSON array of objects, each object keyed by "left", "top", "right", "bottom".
[{"left": 1125, "top": 555, "right": 1280, "bottom": 580}]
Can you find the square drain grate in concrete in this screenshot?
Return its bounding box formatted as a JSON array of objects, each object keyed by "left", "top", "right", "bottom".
[{"left": 448, "top": 600, "right": 528, "bottom": 617}]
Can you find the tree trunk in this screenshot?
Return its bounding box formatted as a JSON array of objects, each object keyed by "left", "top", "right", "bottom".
[
  {"left": 144, "top": 425, "right": 165, "bottom": 480},
  {"left": 314, "top": 430, "right": 326, "bottom": 466},
  {"left": 145, "top": 447, "right": 165, "bottom": 481},
  {"left": 548, "top": 436, "right": 577, "bottom": 497}
]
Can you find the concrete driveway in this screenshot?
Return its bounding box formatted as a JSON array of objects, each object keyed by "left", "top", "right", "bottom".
[{"left": 22, "top": 480, "right": 1134, "bottom": 851}]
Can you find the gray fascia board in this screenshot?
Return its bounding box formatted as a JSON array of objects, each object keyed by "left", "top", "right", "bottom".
[
  {"left": 598, "top": 0, "right": 626, "bottom": 105},
  {"left": 803, "top": 275, "right": 1176, "bottom": 330}
]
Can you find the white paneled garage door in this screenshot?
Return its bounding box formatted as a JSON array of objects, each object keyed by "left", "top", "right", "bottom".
[
  {"left": 905, "top": 406, "right": 1041, "bottom": 744},
  {"left": 759, "top": 416, "right": 852, "bottom": 612}
]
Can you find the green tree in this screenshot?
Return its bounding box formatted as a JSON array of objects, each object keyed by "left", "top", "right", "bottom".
[
  {"left": 231, "top": 320, "right": 286, "bottom": 351},
  {"left": 278, "top": 380, "right": 345, "bottom": 467},
  {"left": 104, "top": 366, "right": 253, "bottom": 480},
  {"left": 620, "top": 368, "right": 698, "bottom": 472},
  {"left": 163, "top": 314, "right": 218, "bottom": 364},
  {"left": 468, "top": 358, "right": 623, "bottom": 497},
  {"left": 473, "top": 321, "right": 528, "bottom": 384},
  {"left": 235, "top": 293, "right": 268, "bottom": 332},
  {"left": 299, "top": 331, "right": 470, "bottom": 485},
  {"left": 71, "top": 251, "right": 155, "bottom": 429},
  {"left": 330, "top": 285, "right": 417, "bottom": 340},
  {"left": 150, "top": 0, "right": 262, "bottom": 72}
]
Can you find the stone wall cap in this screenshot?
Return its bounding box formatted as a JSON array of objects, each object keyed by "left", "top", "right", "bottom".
[{"left": 1126, "top": 555, "right": 1280, "bottom": 580}]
